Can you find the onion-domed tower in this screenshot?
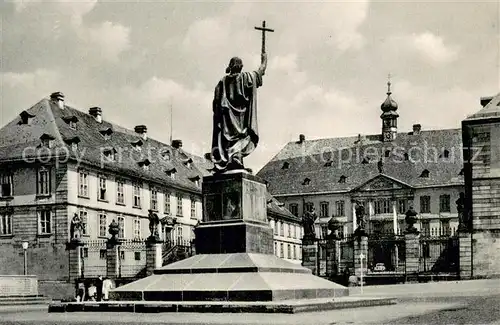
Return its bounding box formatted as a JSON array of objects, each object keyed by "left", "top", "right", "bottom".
[{"left": 380, "top": 78, "right": 399, "bottom": 142}]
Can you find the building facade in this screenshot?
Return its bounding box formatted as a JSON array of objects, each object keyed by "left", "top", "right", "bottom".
[
  {"left": 258, "top": 84, "right": 464, "bottom": 274},
  {"left": 0, "top": 92, "right": 301, "bottom": 285}
]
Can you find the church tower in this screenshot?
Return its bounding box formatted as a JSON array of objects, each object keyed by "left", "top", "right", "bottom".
[{"left": 380, "top": 78, "right": 399, "bottom": 142}]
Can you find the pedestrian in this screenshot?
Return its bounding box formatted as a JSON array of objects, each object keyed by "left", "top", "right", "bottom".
[
  {"left": 77, "top": 280, "right": 85, "bottom": 302},
  {"left": 88, "top": 282, "right": 97, "bottom": 301},
  {"left": 102, "top": 277, "right": 113, "bottom": 300},
  {"left": 96, "top": 275, "right": 103, "bottom": 301}
]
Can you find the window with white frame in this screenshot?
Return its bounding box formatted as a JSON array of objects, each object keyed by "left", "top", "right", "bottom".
[
  {"left": 38, "top": 210, "right": 51, "bottom": 234},
  {"left": 280, "top": 242, "right": 284, "bottom": 258},
  {"left": 116, "top": 179, "right": 125, "bottom": 205},
  {"left": 150, "top": 187, "right": 158, "bottom": 211},
  {"left": 274, "top": 219, "right": 278, "bottom": 235},
  {"left": 176, "top": 225, "right": 183, "bottom": 244},
  {"left": 190, "top": 197, "right": 196, "bottom": 219},
  {"left": 133, "top": 184, "right": 141, "bottom": 208},
  {"left": 335, "top": 201, "right": 345, "bottom": 216},
  {"left": 36, "top": 167, "right": 50, "bottom": 196},
  {"left": 287, "top": 223, "right": 292, "bottom": 237},
  {"left": 79, "top": 210, "right": 88, "bottom": 236},
  {"left": 280, "top": 221, "right": 284, "bottom": 236},
  {"left": 0, "top": 173, "right": 13, "bottom": 197},
  {"left": 118, "top": 216, "right": 125, "bottom": 239},
  {"left": 375, "top": 199, "right": 391, "bottom": 214},
  {"left": 98, "top": 213, "right": 107, "bottom": 237},
  {"left": 176, "top": 194, "right": 183, "bottom": 216},
  {"left": 78, "top": 171, "right": 89, "bottom": 197},
  {"left": 320, "top": 201, "right": 329, "bottom": 217},
  {"left": 98, "top": 175, "right": 107, "bottom": 201},
  {"left": 164, "top": 191, "right": 171, "bottom": 215},
  {"left": 133, "top": 219, "right": 141, "bottom": 239},
  {"left": 287, "top": 244, "right": 291, "bottom": 259},
  {"left": 0, "top": 213, "right": 12, "bottom": 235}
]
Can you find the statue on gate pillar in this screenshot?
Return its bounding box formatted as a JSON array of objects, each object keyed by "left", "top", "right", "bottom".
[{"left": 354, "top": 201, "right": 367, "bottom": 237}]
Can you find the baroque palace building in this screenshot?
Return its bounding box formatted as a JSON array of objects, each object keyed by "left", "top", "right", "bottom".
[
  {"left": 0, "top": 92, "right": 301, "bottom": 286},
  {"left": 257, "top": 82, "right": 464, "bottom": 273}
]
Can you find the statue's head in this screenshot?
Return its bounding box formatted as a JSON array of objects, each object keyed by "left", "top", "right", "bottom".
[{"left": 226, "top": 57, "right": 243, "bottom": 74}]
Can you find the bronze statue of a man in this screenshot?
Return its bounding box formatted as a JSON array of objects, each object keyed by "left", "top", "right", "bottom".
[{"left": 210, "top": 53, "right": 268, "bottom": 173}]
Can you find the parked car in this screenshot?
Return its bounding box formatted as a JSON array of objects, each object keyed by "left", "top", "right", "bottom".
[{"left": 373, "top": 263, "right": 386, "bottom": 272}]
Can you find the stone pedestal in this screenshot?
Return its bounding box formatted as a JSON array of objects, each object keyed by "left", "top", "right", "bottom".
[
  {"left": 68, "top": 245, "right": 83, "bottom": 280},
  {"left": 195, "top": 172, "right": 273, "bottom": 254},
  {"left": 106, "top": 240, "right": 120, "bottom": 279},
  {"left": 404, "top": 231, "right": 420, "bottom": 280},
  {"left": 326, "top": 238, "right": 340, "bottom": 279},
  {"left": 354, "top": 236, "right": 368, "bottom": 277},
  {"left": 112, "top": 172, "right": 349, "bottom": 302},
  {"left": 459, "top": 231, "right": 473, "bottom": 279},
  {"left": 301, "top": 240, "right": 318, "bottom": 275},
  {"left": 146, "top": 239, "right": 163, "bottom": 276}
]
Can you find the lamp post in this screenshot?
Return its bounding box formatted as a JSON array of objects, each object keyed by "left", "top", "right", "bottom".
[
  {"left": 359, "top": 253, "right": 365, "bottom": 294},
  {"left": 22, "top": 242, "right": 28, "bottom": 275}
]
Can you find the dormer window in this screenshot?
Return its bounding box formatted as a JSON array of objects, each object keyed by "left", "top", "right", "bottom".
[
  {"left": 161, "top": 149, "right": 171, "bottom": 160},
  {"left": 183, "top": 158, "right": 193, "bottom": 169},
  {"left": 339, "top": 175, "right": 347, "bottom": 183},
  {"left": 404, "top": 153, "right": 409, "bottom": 161},
  {"left": 166, "top": 168, "right": 177, "bottom": 180},
  {"left": 282, "top": 162, "right": 290, "bottom": 170},
  {"left": 40, "top": 134, "right": 55, "bottom": 148},
  {"left": 64, "top": 136, "right": 80, "bottom": 152},
  {"left": 62, "top": 116, "right": 78, "bottom": 130},
  {"left": 18, "top": 111, "right": 35, "bottom": 125},
  {"left": 102, "top": 148, "right": 117, "bottom": 162},
  {"left": 131, "top": 139, "right": 143, "bottom": 151},
  {"left": 138, "top": 159, "right": 151, "bottom": 171},
  {"left": 441, "top": 149, "right": 450, "bottom": 159},
  {"left": 302, "top": 178, "right": 311, "bottom": 185},
  {"left": 420, "top": 169, "right": 430, "bottom": 178},
  {"left": 324, "top": 160, "right": 333, "bottom": 167},
  {"left": 384, "top": 150, "right": 391, "bottom": 158},
  {"left": 100, "top": 128, "right": 113, "bottom": 141},
  {"left": 361, "top": 158, "right": 369, "bottom": 164},
  {"left": 189, "top": 175, "right": 201, "bottom": 187}
]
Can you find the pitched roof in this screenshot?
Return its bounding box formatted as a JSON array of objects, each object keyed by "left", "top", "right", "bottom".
[
  {"left": 465, "top": 92, "right": 500, "bottom": 121},
  {"left": 257, "top": 128, "right": 464, "bottom": 196},
  {"left": 0, "top": 96, "right": 294, "bottom": 219}
]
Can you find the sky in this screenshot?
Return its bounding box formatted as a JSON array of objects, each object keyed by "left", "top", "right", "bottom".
[{"left": 1, "top": 0, "right": 499, "bottom": 172}]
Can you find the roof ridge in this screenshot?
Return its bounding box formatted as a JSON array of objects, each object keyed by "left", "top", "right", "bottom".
[{"left": 44, "top": 99, "right": 66, "bottom": 146}]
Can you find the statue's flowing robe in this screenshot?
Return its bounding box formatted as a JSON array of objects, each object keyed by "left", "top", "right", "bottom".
[{"left": 211, "top": 70, "right": 262, "bottom": 171}]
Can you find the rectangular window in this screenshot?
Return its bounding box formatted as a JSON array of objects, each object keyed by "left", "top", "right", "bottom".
[
  {"left": 134, "top": 252, "right": 141, "bottom": 261},
  {"left": 439, "top": 194, "right": 451, "bottom": 212},
  {"left": 280, "top": 242, "right": 284, "bottom": 258},
  {"left": 133, "top": 219, "right": 141, "bottom": 239},
  {"left": 176, "top": 225, "right": 183, "bottom": 244},
  {"left": 133, "top": 184, "right": 141, "bottom": 208},
  {"left": 0, "top": 213, "right": 12, "bottom": 235},
  {"left": 99, "top": 249, "right": 106, "bottom": 260},
  {"left": 335, "top": 201, "right": 345, "bottom": 217},
  {"left": 398, "top": 199, "right": 407, "bottom": 215},
  {"left": 320, "top": 202, "right": 329, "bottom": 217},
  {"left": 421, "top": 220, "right": 430, "bottom": 236},
  {"left": 441, "top": 220, "right": 451, "bottom": 236},
  {"left": 190, "top": 197, "right": 196, "bottom": 219},
  {"left": 420, "top": 196, "right": 431, "bottom": 213},
  {"left": 0, "top": 173, "right": 13, "bottom": 197},
  {"left": 150, "top": 187, "right": 158, "bottom": 211},
  {"left": 38, "top": 210, "right": 51, "bottom": 234},
  {"left": 36, "top": 168, "right": 50, "bottom": 196},
  {"left": 79, "top": 210, "right": 88, "bottom": 236},
  {"left": 164, "top": 191, "right": 171, "bottom": 215},
  {"left": 289, "top": 203, "right": 298, "bottom": 216},
  {"left": 176, "top": 194, "right": 183, "bottom": 216},
  {"left": 305, "top": 202, "right": 314, "bottom": 212},
  {"left": 82, "top": 247, "right": 88, "bottom": 259},
  {"left": 294, "top": 245, "right": 297, "bottom": 260},
  {"left": 375, "top": 199, "right": 391, "bottom": 214},
  {"left": 287, "top": 244, "right": 291, "bottom": 259},
  {"left": 98, "top": 175, "right": 107, "bottom": 201},
  {"left": 280, "top": 221, "right": 284, "bottom": 236},
  {"left": 274, "top": 219, "right": 278, "bottom": 235},
  {"left": 274, "top": 241, "right": 277, "bottom": 256},
  {"left": 422, "top": 243, "right": 430, "bottom": 258},
  {"left": 118, "top": 216, "right": 125, "bottom": 239},
  {"left": 288, "top": 223, "right": 292, "bottom": 237},
  {"left": 78, "top": 171, "right": 88, "bottom": 197},
  {"left": 99, "top": 213, "right": 107, "bottom": 237},
  {"left": 116, "top": 179, "right": 125, "bottom": 205},
  {"left": 119, "top": 250, "right": 125, "bottom": 260}
]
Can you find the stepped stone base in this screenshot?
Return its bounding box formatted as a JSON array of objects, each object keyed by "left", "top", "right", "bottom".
[{"left": 110, "top": 253, "right": 348, "bottom": 302}]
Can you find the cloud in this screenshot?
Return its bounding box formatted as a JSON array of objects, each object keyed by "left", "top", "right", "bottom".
[
  {"left": 80, "top": 21, "right": 131, "bottom": 62},
  {"left": 2, "top": 69, "right": 60, "bottom": 89},
  {"left": 13, "top": 0, "right": 97, "bottom": 26},
  {"left": 411, "top": 32, "right": 459, "bottom": 64}
]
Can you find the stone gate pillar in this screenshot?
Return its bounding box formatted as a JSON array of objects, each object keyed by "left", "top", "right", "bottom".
[
  {"left": 302, "top": 237, "right": 318, "bottom": 275},
  {"left": 459, "top": 231, "right": 473, "bottom": 279},
  {"left": 404, "top": 231, "right": 420, "bottom": 281},
  {"left": 146, "top": 237, "right": 163, "bottom": 276}
]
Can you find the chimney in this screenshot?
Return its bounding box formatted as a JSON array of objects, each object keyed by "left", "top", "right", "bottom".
[
  {"left": 89, "top": 107, "right": 102, "bottom": 123},
  {"left": 172, "top": 139, "right": 183, "bottom": 149},
  {"left": 134, "top": 125, "right": 148, "bottom": 140},
  {"left": 50, "top": 92, "right": 65, "bottom": 110},
  {"left": 413, "top": 124, "right": 422, "bottom": 135},
  {"left": 298, "top": 134, "right": 305, "bottom": 144},
  {"left": 480, "top": 96, "right": 494, "bottom": 107}
]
